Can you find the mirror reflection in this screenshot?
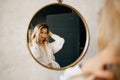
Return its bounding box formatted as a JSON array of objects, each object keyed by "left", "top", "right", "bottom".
[
  {"left": 29, "top": 23, "right": 65, "bottom": 68},
  {"left": 27, "top": 4, "right": 89, "bottom": 69}
]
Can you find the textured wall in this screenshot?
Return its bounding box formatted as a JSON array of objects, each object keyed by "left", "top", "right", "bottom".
[{"left": 0, "top": 0, "right": 105, "bottom": 80}]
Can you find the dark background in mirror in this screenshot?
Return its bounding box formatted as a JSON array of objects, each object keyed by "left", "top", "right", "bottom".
[{"left": 29, "top": 4, "right": 86, "bottom": 67}]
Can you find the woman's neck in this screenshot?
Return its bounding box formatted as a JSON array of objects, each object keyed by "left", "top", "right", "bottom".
[{"left": 39, "top": 41, "right": 45, "bottom": 45}]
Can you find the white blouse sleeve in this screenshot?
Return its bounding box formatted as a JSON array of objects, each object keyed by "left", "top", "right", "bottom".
[{"left": 50, "top": 34, "right": 65, "bottom": 54}]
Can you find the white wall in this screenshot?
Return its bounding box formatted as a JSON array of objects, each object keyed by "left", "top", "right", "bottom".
[{"left": 0, "top": 0, "right": 105, "bottom": 80}]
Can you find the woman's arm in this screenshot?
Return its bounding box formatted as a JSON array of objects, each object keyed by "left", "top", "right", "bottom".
[
  {"left": 60, "top": 45, "right": 120, "bottom": 80},
  {"left": 81, "top": 45, "right": 120, "bottom": 80},
  {"left": 49, "top": 31, "right": 65, "bottom": 54}
]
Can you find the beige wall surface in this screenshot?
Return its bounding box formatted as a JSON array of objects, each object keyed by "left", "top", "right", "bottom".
[{"left": 0, "top": 0, "right": 105, "bottom": 80}]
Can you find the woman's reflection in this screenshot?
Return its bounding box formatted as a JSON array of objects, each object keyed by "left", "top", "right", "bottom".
[{"left": 29, "top": 23, "right": 65, "bottom": 68}]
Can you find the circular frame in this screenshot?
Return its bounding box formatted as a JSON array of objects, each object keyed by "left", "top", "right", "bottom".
[{"left": 27, "top": 2, "right": 90, "bottom": 70}]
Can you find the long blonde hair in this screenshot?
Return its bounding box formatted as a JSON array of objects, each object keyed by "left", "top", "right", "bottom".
[
  {"left": 67, "top": 0, "right": 120, "bottom": 80},
  {"left": 97, "top": 0, "right": 120, "bottom": 53},
  {"left": 31, "top": 23, "right": 49, "bottom": 43}
]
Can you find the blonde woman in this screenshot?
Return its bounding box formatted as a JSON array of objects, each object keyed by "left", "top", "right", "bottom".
[
  {"left": 60, "top": 0, "right": 120, "bottom": 80},
  {"left": 29, "top": 23, "right": 65, "bottom": 68}
]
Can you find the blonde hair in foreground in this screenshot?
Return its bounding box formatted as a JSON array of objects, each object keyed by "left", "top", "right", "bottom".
[
  {"left": 68, "top": 0, "right": 120, "bottom": 80},
  {"left": 97, "top": 0, "right": 120, "bottom": 53}
]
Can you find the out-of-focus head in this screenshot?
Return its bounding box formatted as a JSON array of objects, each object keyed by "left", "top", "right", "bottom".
[{"left": 97, "top": 0, "right": 120, "bottom": 52}]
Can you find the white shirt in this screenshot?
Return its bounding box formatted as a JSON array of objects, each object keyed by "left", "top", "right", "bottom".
[{"left": 29, "top": 34, "right": 65, "bottom": 68}]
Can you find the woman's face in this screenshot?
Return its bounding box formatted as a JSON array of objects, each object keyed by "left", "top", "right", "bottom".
[{"left": 39, "top": 28, "right": 48, "bottom": 41}]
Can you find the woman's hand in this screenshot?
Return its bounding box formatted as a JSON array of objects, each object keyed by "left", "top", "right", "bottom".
[
  {"left": 81, "top": 46, "right": 120, "bottom": 80},
  {"left": 49, "top": 31, "right": 53, "bottom": 36},
  {"left": 48, "top": 63, "right": 53, "bottom": 68}
]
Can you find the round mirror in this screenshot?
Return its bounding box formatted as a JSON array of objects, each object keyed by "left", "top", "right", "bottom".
[{"left": 27, "top": 3, "right": 89, "bottom": 70}]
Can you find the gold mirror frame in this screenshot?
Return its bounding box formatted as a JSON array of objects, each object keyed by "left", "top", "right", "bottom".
[{"left": 27, "top": 2, "right": 90, "bottom": 70}]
